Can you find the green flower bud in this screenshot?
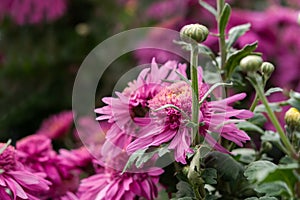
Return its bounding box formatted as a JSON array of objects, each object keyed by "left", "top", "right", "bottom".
[
  {"left": 182, "top": 166, "right": 190, "bottom": 176},
  {"left": 240, "top": 55, "right": 263, "bottom": 72},
  {"left": 180, "top": 24, "right": 209, "bottom": 44},
  {"left": 285, "top": 107, "right": 300, "bottom": 131},
  {"left": 262, "top": 141, "right": 273, "bottom": 152},
  {"left": 260, "top": 62, "right": 275, "bottom": 77}
]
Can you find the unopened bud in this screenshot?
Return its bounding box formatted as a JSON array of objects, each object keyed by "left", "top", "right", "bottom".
[
  {"left": 285, "top": 107, "right": 300, "bottom": 131},
  {"left": 180, "top": 24, "right": 209, "bottom": 44},
  {"left": 262, "top": 141, "right": 273, "bottom": 152},
  {"left": 260, "top": 62, "right": 275, "bottom": 77},
  {"left": 240, "top": 55, "right": 263, "bottom": 72}
]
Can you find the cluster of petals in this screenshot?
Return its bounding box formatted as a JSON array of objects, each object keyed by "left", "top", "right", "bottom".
[
  {"left": 0, "top": 143, "right": 51, "bottom": 200},
  {"left": 16, "top": 134, "right": 87, "bottom": 199},
  {"left": 96, "top": 59, "right": 253, "bottom": 164}
]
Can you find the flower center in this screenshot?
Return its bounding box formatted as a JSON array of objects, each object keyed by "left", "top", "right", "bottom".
[
  {"left": 0, "top": 144, "right": 16, "bottom": 171},
  {"left": 149, "top": 81, "right": 192, "bottom": 130}
]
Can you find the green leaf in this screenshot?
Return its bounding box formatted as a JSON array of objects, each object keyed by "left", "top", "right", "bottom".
[
  {"left": 225, "top": 42, "right": 258, "bottom": 78},
  {"left": 232, "top": 148, "right": 256, "bottom": 164},
  {"left": 237, "top": 121, "right": 264, "bottom": 134},
  {"left": 122, "top": 149, "right": 147, "bottom": 173},
  {"left": 244, "top": 161, "right": 277, "bottom": 183},
  {"left": 199, "top": 0, "right": 217, "bottom": 17},
  {"left": 248, "top": 113, "right": 267, "bottom": 127},
  {"left": 226, "top": 23, "right": 251, "bottom": 49},
  {"left": 175, "top": 181, "right": 196, "bottom": 199},
  {"left": 197, "top": 44, "right": 216, "bottom": 61},
  {"left": 265, "top": 87, "right": 283, "bottom": 97},
  {"left": 256, "top": 181, "right": 291, "bottom": 197},
  {"left": 254, "top": 103, "right": 282, "bottom": 113},
  {"left": 287, "top": 90, "right": 300, "bottom": 111},
  {"left": 219, "top": 3, "right": 231, "bottom": 35},
  {"left": 202, "top": 168, "right": 217, "bottom": 184},
  {"left": 204, "top": 151, "right": 244, "bottom": 181},
  {"left": 245, "top": 197, "right": 277, "bottom": 200},
  {"left": 261, "top": 131, "right": 281, "bottom": 143}
]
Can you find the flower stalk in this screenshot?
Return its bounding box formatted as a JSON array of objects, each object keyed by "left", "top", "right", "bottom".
[
  {"left": 217, "top": 0, "right": 226, "bottom": 69},
  {"left": 248, "top": 74, "right": 298, "bottom": 159},
  {"left": 190, "top": 44, "right": 200, "bottom": 145}
]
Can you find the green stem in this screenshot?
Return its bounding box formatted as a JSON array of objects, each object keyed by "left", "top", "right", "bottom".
[
  {"left": 190, "top": 44, "right": 200, "bottom": 145},
  {"left": 253, "top": 78, "right": 297, "bottom": 159},
  {"left": 249, "top": 93, "right": 259, "bottom": 112},
  {"left": 217, "top": 0, "right": 227, "bottom": 70}
]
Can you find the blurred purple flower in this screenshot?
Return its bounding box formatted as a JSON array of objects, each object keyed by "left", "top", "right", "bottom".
[
  {"left": 16, "top": 134, "right": 82, "bottom": 199},
  {"left": 0, "top": 0, "right": 67, "bottom": 25},
  {"left": 36, "top": 111, "right": 73, "bottom": 139},
  {"left": 78, "top": 159, "right": 163, "bottom": 200},
  {"left": 0, "top": 143, "right": 51, "bottom": 200}
]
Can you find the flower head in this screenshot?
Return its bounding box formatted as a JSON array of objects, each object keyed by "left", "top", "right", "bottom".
[
  {"left": 16, "top": 135, "right": 82, "bottom": 198},
  {"left": 0, "top": 143, "right": 51, "bottom": 200},
  {"left": 36, "top": 111, "right": 73, "bottom": 139},
  {"left": 95, "top": 59, "right": 187, "bottom": 158},
  {"left": 127, "top": 69, "right": 253, "bottom": 164},
  {"left": 78, "top": 160, "right": 163, "bottom": 200}
]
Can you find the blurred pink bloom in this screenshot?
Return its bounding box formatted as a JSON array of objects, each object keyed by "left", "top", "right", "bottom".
[
  {"left": 0, "top": 0, "right": 67, "bottom": 25},
  {"left": 0, "top": 143, "right": 51, "bottom": 200},
  {"left": 58, "top": 146, "right": 93, "bottom": 169},
  {"left": 16, "top": 134, "right": 81, "bottom": 199},
  {"left": 78, "top": 163, "right": 163, "bottom": 200},
  {"left": 36, "top": 111, "right": 73, "bottom": 139},
  {"left": 95, "top": 58, "right": 187, "bottom": 157}
]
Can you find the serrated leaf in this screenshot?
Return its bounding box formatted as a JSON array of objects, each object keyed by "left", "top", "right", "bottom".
[
  {"left": 244, "top": 161, "right": 277, "bottom": 183},
  {"left": 265, "top": 87, "right": 283, "bottom": 97},
  {"left": 122, "top": 149, "right": 147, "bottom": 173},
  {"left": 225, "top": 42, "right": 258, "bottom": 78},
  {"left": 237, "top": 121, "right": 264, "bottom": 134},
  {"left": 226, "top": 23, "right": 251, "bottom": 49},
  {"left": 202, "top": 168, "right": 217, "bottom": 184},
  {"left": 199, "top": 0, "right": 217, "bottom": 17},
  {"left": 219, "top": 3, "right": 231, "bottom": 35},
  {"left": 256, "top": 181, "right": 291, "bottom": 197},
  {"left": 232, "top": 148, "right": 256, "bottom": 164},
  {"left": 175, "top": 181, "right": 196, "bottom": 198},
  {"left": 204, "top": 151, "right": 244, "bottom": 181},
  {"left": 287, "top": 90, "right": 300, "bottom": 111}
]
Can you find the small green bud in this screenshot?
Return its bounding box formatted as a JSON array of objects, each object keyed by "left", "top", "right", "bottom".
[
  {"left": 180, "top": 24, "right": 209, "bottom": 44},
  {"left": 182, "top": 166, "right": 190, "bottom": 176},
  {"left": 285, "top": 107, "right": 300, "bottom": 131},
  {"left": 262, "top": 141, "right": 273, "bottom": 152},
  {"left": 240, "top": 55, "right": 263, "bottom": 72},
  {"left": 260, "top": 62, "right": 275, "bottom": 77}
]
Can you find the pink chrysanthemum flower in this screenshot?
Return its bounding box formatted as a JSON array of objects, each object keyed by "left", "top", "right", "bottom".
[
  {"left": 127, "top": 76, "right": 253, "bottom": 164},
  {"left": 95, "top": 58, "right": 187, "bottom": 155},
  {"left": 78, "top": 163, "right": 163, "bottom": 200},
  {"left": 0, "top": 0, "right": 67, "bottom": 25},
  {"left": 16, "top": 135, "right": 81, "bottom": 198},
  {"left": 36, "top": 111, "right": 73, "bottom": 139},
  {"left": 0, "top": 143, "right": 51, "bottom": 200}
]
